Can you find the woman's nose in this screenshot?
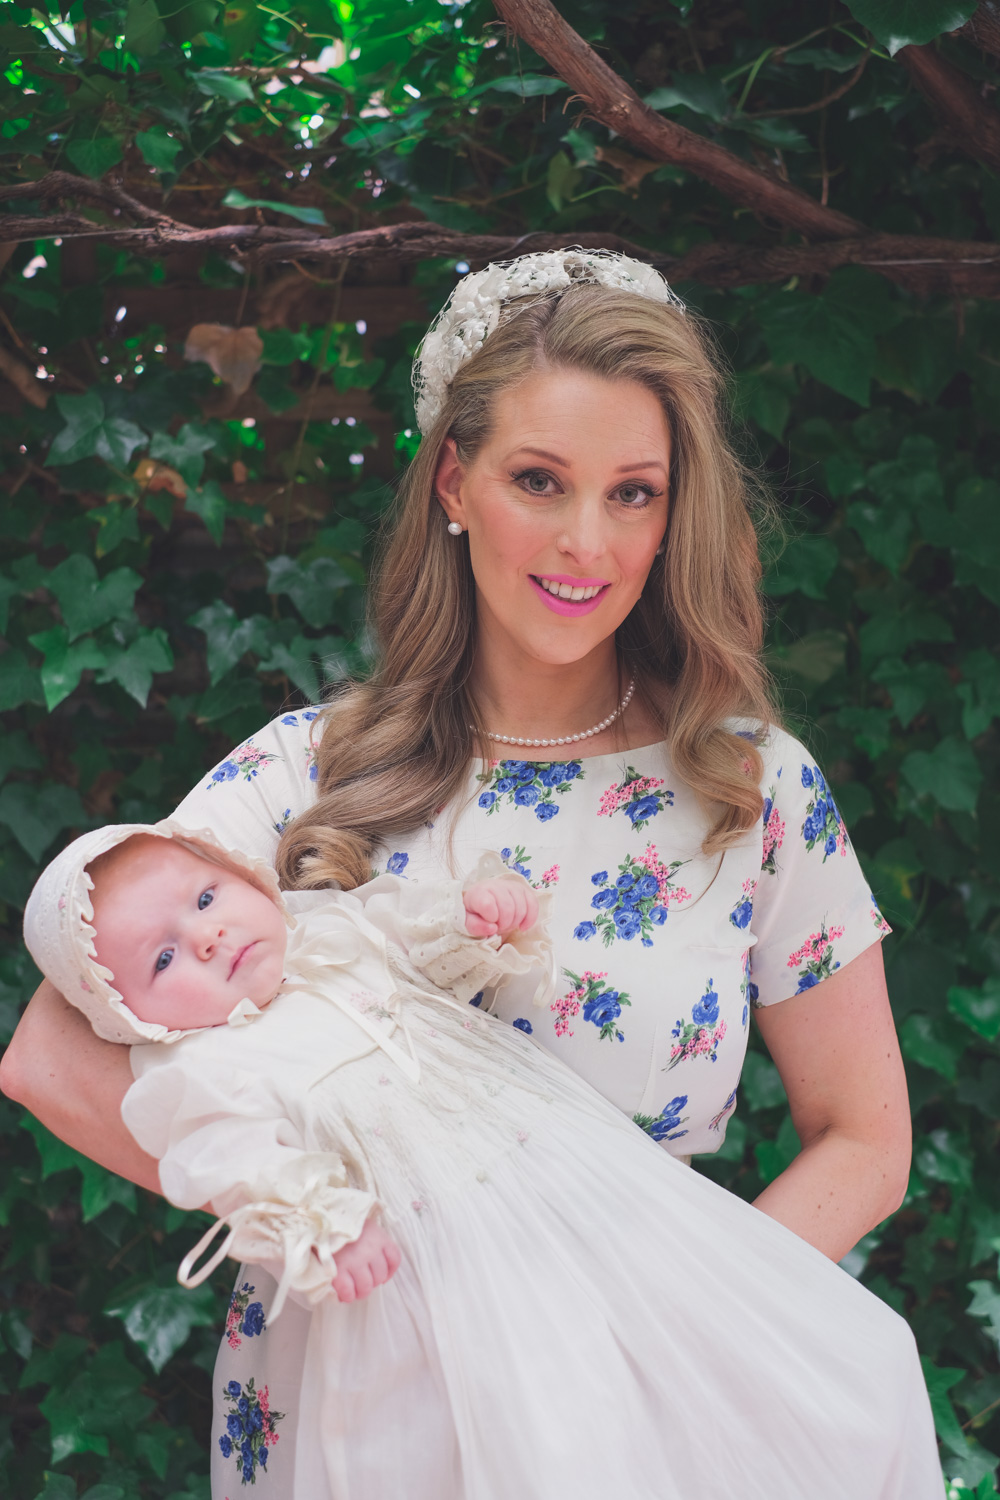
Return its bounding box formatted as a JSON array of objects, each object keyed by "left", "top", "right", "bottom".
[{"left": 556, "top": 504, "right": 606, "bottom": 565}]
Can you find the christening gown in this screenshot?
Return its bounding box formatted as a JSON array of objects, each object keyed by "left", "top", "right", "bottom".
[{"left": 148, "top": 710, "right": 941, "bottom": 1500}]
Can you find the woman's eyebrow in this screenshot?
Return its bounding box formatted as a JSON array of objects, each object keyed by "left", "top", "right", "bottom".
[{"left": 509, "top": 445, "right": 666, "bottom": 474}]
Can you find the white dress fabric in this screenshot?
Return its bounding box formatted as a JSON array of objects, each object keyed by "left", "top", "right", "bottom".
[{"left": 161, "top": 712, "right": 936, "bottom": 1498}]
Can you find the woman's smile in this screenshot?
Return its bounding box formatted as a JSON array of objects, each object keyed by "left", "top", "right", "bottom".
[{"left": 529, "top": 575, "right": 611, "bottom": 616}]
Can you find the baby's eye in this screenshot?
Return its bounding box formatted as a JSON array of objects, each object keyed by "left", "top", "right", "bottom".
[
  {"left": 155, "top": 949, "right": 174, "bottom": 973},
  {"left": 198, "top": 889, "right": 214, "bottom": 910}
]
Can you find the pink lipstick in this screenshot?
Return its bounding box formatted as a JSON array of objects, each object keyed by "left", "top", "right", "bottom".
[{"left": 529, "top": 575, "right": 610, "bottom": 617}]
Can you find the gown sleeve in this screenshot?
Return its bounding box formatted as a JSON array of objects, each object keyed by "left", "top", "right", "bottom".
[
  {"left": 123, "top": 1044, "right": 377, "bottom": 1315},
  {"left": 345, "top": 852, "right": 556, "bottom": 1005},
  {"left": 169, "top": 708, "right": 322, "bottom": 864},
  {"left": 747, "top": 726, "right": 891, "bottom": 1008}
]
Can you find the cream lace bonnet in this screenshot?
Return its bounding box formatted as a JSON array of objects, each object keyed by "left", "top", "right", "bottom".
[{"left": 23, "top": 820, "right": 288, "bottom": 1046}]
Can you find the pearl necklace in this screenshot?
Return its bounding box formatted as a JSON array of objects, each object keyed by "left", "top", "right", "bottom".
[{"left": 475, "top": 679, "right": 635, "bottom": 749}]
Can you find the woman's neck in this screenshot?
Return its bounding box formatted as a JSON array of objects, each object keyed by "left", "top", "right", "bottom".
[{"left": 468, "top": 637, "right": 664, "bottom": 757}]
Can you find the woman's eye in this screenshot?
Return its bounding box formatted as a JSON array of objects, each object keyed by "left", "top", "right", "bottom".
[
  {"left": 155, "top": 949, "right": 174, "bottom": 974},
  {"left": 198, "top": 889, "right": 214, "bottom": 910},
  {"left": 514, "top": 469, "right": 555, "bottom": 495},
  {"left": 616, "top": 482, "right": 656, "bottom": 508}
]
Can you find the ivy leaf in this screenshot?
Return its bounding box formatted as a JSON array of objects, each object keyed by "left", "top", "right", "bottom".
[
  {"left": 758, "top": 292, "right": 875, "bottom": 406},
  {"left": 184, "top": 324, "right": 263, "bottom": 394},
  {"left": 900, "top": 1014, "right": 964, "bottom": 1081},
  {"left": 0, "top": 649, "right": 45, "bottom": 712},
  {"left": 188, "top": 601, "right": 272, "bottom": 684},
  {"left": 644, "top": 77, "right": 730, "bottom": 121},
  {"left": 256, "top": 633, "right": 347, "bottom": 700},
  {"left": 957, "top": 649, "right": 1000, "bottom": 739},
  {"left": 768, "top": 629, "right": 845, "bottom": 685},
  {"left": 545, "top": 151, "right": 582, "bottom": 214},
  {"left": 845, "top": 499, "right": 913, "bottom": 573},
  {"left": 901, "top": 735, "right": 982, "bottom": 814},
  {"left": 135, "top": 126, "right": 182, "bottom": 172},
  {"left": 191, "top": 69, "right": 254, "bottom": 102},
  {"left": 105, "top": 1281, "right": 218, "bottom": 1374},
  {"left": 919, "top": 1357, "right": 970, "bottom": 1456},
  {"left": 223, "top": 188, "right": 327, "bottom": 225},
  {"left": 21, "top": 1117, "right": 136, "bottom": 1222},
  {"left": 763, "top": 535, "right": 838, "bottom": 599},
  {"left": 95, "top": 628, "right": 174, "bottom": 707},
  {"left": 0, "top": 779, "right": 87, "bottom": 860},
  {"left": 265, "top": 555, "right": 352, "bottom": 628},
  {"left": 914, "top": 1128, "right": 972, "bottom": 1187},
  {"left": 842, "top": 0, "right": 978, "bottom": 54},
  {"left": 124, "top": 0, "right": 166, "bottom": 56},
  {"left": 64, "top": 135, "right": 124, "bottom": 179},
  {"left": 185, "top": 480, "right": 228, "bottom": 543},
  {"left": 734, "top": 366, "right": 797, "bottom": 442},
  {"left": 472, "top": 73, "right": 568, "bottom": 98},
  {"left": 46, "top": 394, "right": 146, "bottom": 470},
  {"left": 952, "top": 477, "right": 1000, "bottom": 606},
  {"left": 26, "top": 626, "right": 107, "bottom": 711},
  {"left": 948, "top": 980, "right": 1000, "bottom": 1042},
  {"left": 46, "top": 556, "right": 142, "bottom": 642},
  {"left": 150, "top": 421, "right": 216, "bottom": 486},
  {"left": 871, "top": 657, "right": 954, "bottom": 728},
  {"left": 0, "top": 729, "right": 42, "bottom": 784}
]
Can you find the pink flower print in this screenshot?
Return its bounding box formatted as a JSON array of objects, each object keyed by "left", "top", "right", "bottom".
[
  {"left": 760, "top": 784, "right": 785, "bottom": 875},
  {"left": 598, "top": 765, "right": 673, "bottom": 832},
  {"left": 207, "top": 739, "right": 279, "bottom": 789},
  {"left": 870, "top": 893, "right": 891, "bottom": 935},
  {"left": 540, "top": 864, "right": 560, "bottom": 887},
  {"left": 786, "top": 923, "right": 845, "bottom": 993},
  {"left": 635, "top": 844, "right": 692, "bottom": 908},
  {"left": 667, "top": 978, "right": 727, "bottom": 1069}
]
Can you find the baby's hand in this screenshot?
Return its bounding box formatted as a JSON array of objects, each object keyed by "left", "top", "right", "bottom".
[
  {"left": 331, "top": 1217, "right": 401, "bottom": 1303},
  {"left": 463, "top": 878, "right": 539, "bottom": 940}
]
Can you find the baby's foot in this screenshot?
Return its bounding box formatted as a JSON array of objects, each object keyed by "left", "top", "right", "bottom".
[{"left": 331, "top": 1217, "right": 401, "bottom": 1302}]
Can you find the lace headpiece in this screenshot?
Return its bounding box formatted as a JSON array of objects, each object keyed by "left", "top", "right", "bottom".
[
  {"left": 23, "top": 820, "right": 289, "bottom": 1045},
  {"left": 411, "top": 247, "right": 685, "bottom": 435}
]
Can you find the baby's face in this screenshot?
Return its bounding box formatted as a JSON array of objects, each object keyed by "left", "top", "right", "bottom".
[{"left": 90, "top": 838, "right": 288, "bottom": 1030}]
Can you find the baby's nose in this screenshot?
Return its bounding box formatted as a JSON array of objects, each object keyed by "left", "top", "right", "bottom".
[{"left": 196, "top": 922, "right": 224, "bottom": 959}]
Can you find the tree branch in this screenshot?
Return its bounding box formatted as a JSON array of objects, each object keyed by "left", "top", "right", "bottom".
[
  {"left": 2, "top": 181, "right": 998, "bottom": 297},
  {"left": 957, "top": 1, "right": 1000, "bottom": 62},
  {"left": 490, "top": 0, "right": 864, "bottom": 240},
  {"left": 898, "top": 41, "right": 1000, "bottom": 172}
]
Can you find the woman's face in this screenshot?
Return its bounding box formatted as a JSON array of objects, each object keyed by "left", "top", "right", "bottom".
[{"left": 435, "top": 366, "right": 670, "bottom": 671}]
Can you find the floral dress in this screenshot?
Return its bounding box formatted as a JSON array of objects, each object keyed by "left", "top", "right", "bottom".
[{"left": 168, "top": 713, "right": 907, "bottom": 1499}]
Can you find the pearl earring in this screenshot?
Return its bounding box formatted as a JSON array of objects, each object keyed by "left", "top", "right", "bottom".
[
  {"left": 447, "top": 521, "right": 464, "bottom": 536},
  {"left": 655, "top": 543, "right": 665, "bottom": 556}
]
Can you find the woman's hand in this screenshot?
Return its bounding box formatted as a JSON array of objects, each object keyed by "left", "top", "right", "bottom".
[
  {"left": 330, "top": 1217, "right": 401, "bottom": 1303},
  {"left": 751, "top": 943, "right": 911, "bottom": 1263},
  {"left": 0, "top": 979, "right": 162, "bottom": 1194},
  {"left": 463, "top": 879, "right": 539, "bottom": 941}
]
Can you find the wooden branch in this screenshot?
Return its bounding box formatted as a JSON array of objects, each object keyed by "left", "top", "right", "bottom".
[
  {"left": 490, "top": 0, "right": 864, "bottom": 241},
  {"left": 0, "top": 345, "right": 48, "bottom": 408},
  {"left": 2, "top": 205, "right": 999, "bottom": 296},
  {"left": 0, "top": 170, "right": 173, "bottom": 226},
  {"left": 957, "top": 2, "right": 1000, "bottom": 61},
  {"left": 899, "top": 42, "right": 1000, "bottom": 172}
]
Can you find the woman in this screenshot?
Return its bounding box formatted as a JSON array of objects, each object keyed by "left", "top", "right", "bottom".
[{"left": 1, "top": 251, "right": 927, "bottom": 1494}]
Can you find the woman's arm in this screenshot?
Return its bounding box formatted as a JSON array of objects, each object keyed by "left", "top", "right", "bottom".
[
  {"left": 0, "top": 978, "right": 162, "bottom": 1193},
  {"left": 750, "top": 942, "right": 910, "bottom": 1264},
  {"left": 2, "top": 712, "right": 318, "bottom": 1180}
]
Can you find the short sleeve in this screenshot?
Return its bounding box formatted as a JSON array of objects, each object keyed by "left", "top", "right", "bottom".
[
  {"left": 748, "top": 727, "right": 891, "bottom": 1008},
  {"left": 169, "top": 708, "right": 322, "bottom": 868}
]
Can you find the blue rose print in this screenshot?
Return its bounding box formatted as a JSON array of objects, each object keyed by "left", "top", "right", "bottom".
[
  {"left": 574, "top": 921, "right": 597, "bottom": 941},
  {"left": 691, "top": 983, "right": 720, "bottom": 1026},
  {"left": 800, "top": 762, "right": 848, "bottom": 861},
  {"left": 558, "top": 968, "right": 633, "bottom": 1042},
  {"left": 219, "top": 1377, "right": 283, "bottom": 1485},
  {"left": 634, "top": 1095, "right": 689, "bottom": 1141},
  {"left": 219, "top": 1434, "right": 233, "bottom": 1458},
  {"left": 242, "top": 1301, "right": 265, "bottom": 1338},
  {"left": 513, "top": 1017, "right": 533, "bottom": 1034},
  {"left": 386, "top": 851, "right": 409, "bottom": 876},
  {"left": 475, "top": 758, "right": 584, "bottom": 819}
]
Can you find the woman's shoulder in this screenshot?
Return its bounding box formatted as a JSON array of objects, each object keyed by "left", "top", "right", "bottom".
[{"left": 723, "top": 717, "right": 814, "bottom": 786}]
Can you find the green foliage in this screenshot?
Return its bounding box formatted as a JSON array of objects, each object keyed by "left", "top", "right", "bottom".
[{"left": 1, "top": 0, "right": 999, "bottom": 1493}]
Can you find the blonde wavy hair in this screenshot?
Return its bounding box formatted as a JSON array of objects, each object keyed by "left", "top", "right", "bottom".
[{"left": 277, "top": 282, "right": 780, "bottom": 891}]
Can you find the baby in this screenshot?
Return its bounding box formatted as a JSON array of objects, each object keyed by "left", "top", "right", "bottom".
[
  {"left": 26, "top": 818, "right": 545, "bottom": 1307},
  {"left": 23, "top": 820, "right": 940, "bottom": 1500}
]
